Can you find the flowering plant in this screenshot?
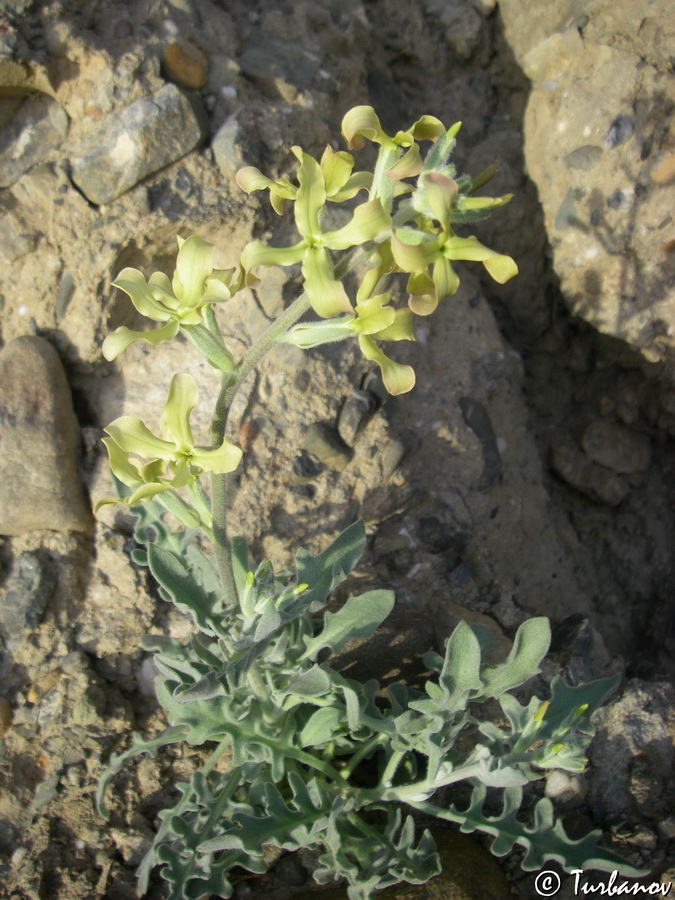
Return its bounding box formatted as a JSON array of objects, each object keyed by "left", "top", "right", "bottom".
[{"left": 96, "top": 106, "right": 637, "bottom": 899}]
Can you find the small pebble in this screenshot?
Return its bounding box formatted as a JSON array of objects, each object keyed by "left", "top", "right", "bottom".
[
  {"left": 292, "top": 450, "right": 325, "bottom": 482},
  {"left": 301, "top": 423, "right": 351, "bottom": 472},
  {"left": 162, "top": 39, "right": 208, "bottom": 90},
  {"left": 545, "top": 770, "right": 588, "bottom": 806},
  {"left": 275, "top": 854, "right": 308, "bottom": 886},
  {"left": 138, "top": 657, "right": 159, "bottom": 697},
  {"left": 0, "top": 697, "right": 12, "bottom": 736},
  {"left": 603, "top": 114, "right": 634, "bottom": 149},
  {"left": 337, "top": 389, "right": 376, "bottom": 447}
]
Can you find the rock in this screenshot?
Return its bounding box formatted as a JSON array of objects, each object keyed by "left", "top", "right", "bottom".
[
  {"left": 588, "top": 679, "right": 675, "bottom": 822},
  {"left": 161, "top": 39, "right": 208, "bottom": 90},
  {"left": 0, "top": 696, "right": 12, "bottom": 736},
  {"left": 238, "top": 32, "right": 324, "bottom": 94},
  {"left": 421, "top": 0, "right": 485, "bottom": 60},
  {"left": 0, "top": 213, "right": 37, "bottom": 263},
  {"left": 337, "top": 389, "right": 377, "bottom": 447},
  {"left": 331, "top": 601, "right": 435, "bottom": 686},
  {"left": 301, "top": 423, "right": 352, "bottom": 472},
  {"left": 274, "top": 854, "right": 309, "bottom": 886},
  {"left": 417, "top": 503, "right": 472, "bottom": 558},
  {"left": 291, "top": 450, "right": 325, "bottom": 483},
  {"left": 550, "top": 440, "right": 630, "bottom": 506},
  {"left": 459, "top": 397, "right": 502, "bottom": 492},
  {"left": 70, "top": 84, "right": 206, "bottom": 204},
  {"left": 0, "top": 92, "right": 68, "bottom": 187},
  {"left": 212, "top": 115, "right": 247, "bottom": 182},
  {"left": 499, "top": 0, "right": 675, "bottom": 366},
  {"left": 581, "top": 420, "right": 652, "bottom": 474},
  {"left": 0, "top": 336, "right": 93, "bottom": 535},
  {"left": 545, "top": 770, "right": 587, "bottom": 807},
  {"left": 290, "top": 829, "right": 510, "bottom": 900},
  {"left": 433, "top": 601, "right": 512, "bottom": 666},
  {"left": 0, "top": 552, "right": 56, "bottom": 650}
]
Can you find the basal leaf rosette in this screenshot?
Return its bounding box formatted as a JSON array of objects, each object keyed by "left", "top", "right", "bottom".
[
  {"left": 103, "top": 235, "right": 242, "bottom": 361},
  {"left": 240, "top": 147, "right": 390, "bottom": 318},
  {"left": 95, "top": 373, "right": 243, "bottom": 511}
]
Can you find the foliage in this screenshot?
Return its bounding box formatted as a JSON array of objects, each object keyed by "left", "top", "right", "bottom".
[{"left": 96, "top": 106, "right": 638, "bottom": 898}]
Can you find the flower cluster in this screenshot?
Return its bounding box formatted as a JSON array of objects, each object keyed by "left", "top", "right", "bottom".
[
  {"left": 238, "top": 106, "right": 517, "bottom": 393},
  {"left": 98, "top": 105, "right": 517, "bottom": 512},
  {"left": 95, "top": 374, "right": 242, "bottom": 512}
]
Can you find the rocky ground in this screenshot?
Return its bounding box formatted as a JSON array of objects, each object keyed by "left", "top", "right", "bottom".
[{"left": 0, "top": 0, "right": 674, "bottom": 898}]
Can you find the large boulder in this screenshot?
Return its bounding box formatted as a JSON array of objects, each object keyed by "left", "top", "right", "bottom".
[{"left": 499, "top": 0, "right": 675, "bottom": 365}]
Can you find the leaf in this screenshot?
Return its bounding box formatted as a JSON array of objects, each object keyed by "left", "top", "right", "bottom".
[
  {"left": 543, "top": 674, "right": 620, "bottom": 733},
  {"left": 299, "top": 706, "right": 343, "bottom": 747},
  {"left": 301, "top": 589, "right": 395, "bottom": 661},
  {"left": 287, "top": 664, "right": 333, "bottom": 698},
  {"left": 148, "top": 543, "right": 224, "bottom": 637},
  {"left": 96, "top": 726, "right": 188, "bottom": 819},
  {"left": 437, "top": 620, "right": 483, "bottom": 707},
  {"left": 481, "top": 617, "right": 550, "bottom": 697},
  {"left": 295, "top": 520, "right": 367, "bottom": 612},
  {"left": 417, "top": 784, "right": 640, "bottom": 877}
]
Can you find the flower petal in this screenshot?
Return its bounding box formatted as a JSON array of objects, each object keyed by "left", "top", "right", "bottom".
[
  {"left": 202, "top": 270, "right": 236, "bottom": 304},
  {"left": 409, "top": 114, "right": 446, "bottom": 141},
  {"left": 102, "top": 436, "right": 143, "bottom": 486},
  {"left": 358, "top": 335, "right": 416, "bottom": 395},
  {"left": 101, "top": 320, "right": 180, "bottom": 361},
  {"left": 341, "top": 105, "right": 385, "bottom": 150},
  {"left": 149, "top": 271, "right": 181, "bottom": 311},
  {"left": 294, "top": 148, "right": 326, "bottom": 240},
  {"left": 375, "top": 308, "right": 415, "bottom": 342},
  {"left": 407, "top": 272, "right": 439, "bottom": 316},
  {"left": 353, "top": 293, "right": 396, "bottom": 335},
  {"left": 432, "top": 255, "right": 460, "bottom": 300},
  {"left": 240, "top": 240, "right": 306, "bottom": 279},
  {"left": 235, "top": 166, "right": 274, "bottom": 194},
  {"left": 330, "top": 171, "right": 372, "bottom": 202},
  {"left": 442, "top": 234, "right": 518, "bottom": 283},
  {"left": 124, "top": 481, "right": 174, "bottom": 506},
  {"left": 391, "top": 229, "right": 441, "bottom": 273},
  {"left": 112, "top": 268, "right": 173, "bottom": 321},
  {"left": 324, "top": 200, "right": 391, "bottom": 250},
  {"left": 173, "top": 235, "right": 216, "bottom": 309},
  {"left": 105, "top": 416, "right": 177, "bottom": 461},
  {"left": 320, "top": 146, "right": 354, "bottom": 197},
  {"left": 191, "top": 440, "right": 243, "bottom": 475},
  {"left": 386, "top": 144, "right": 423, "bottom": 180},
  {"left": 421, "top": 172, "right": 458, "bottom": 227},
  {"left": 302, "top": 247, "right": 353, "bottom": 317},
  {"left": 160, "top": 373, "right": 199, "bottom": 449},
  {"left": 356, "top": 244, "right": 396, "bottom": 303}
]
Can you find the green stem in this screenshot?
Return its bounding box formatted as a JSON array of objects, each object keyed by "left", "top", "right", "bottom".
[
  {"left": 214, "top": 291, "right": 313, "bottom": 432},
  {"left": 380, "top": 748, "right": 407, "bottom": 787},
  {"left": 358, "top": 762, "right": 483, "bottom": 806},
  {"left": 224, "top": 721, "right": 351, "bottom": 790},
  {"left": 341, "top": 734, "right": 385, "bottom": 779},
  {"left": 208, "top": 293, "right": 312, "bottom": 607}
]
